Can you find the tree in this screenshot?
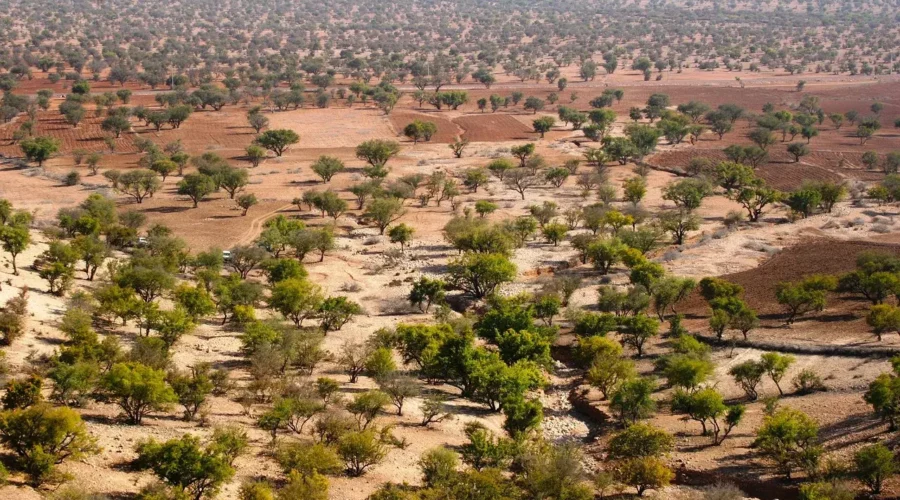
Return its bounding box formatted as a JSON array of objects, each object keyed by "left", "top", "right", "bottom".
[
  {"left": 276, "top": 441, "right": 342, "bottom": 476},
  {"left": 504, "top": 168, "right": 541, "bottom": 200},
  {"left": 615, "top": 457, "right": 674, "bottom": 496},
  {"left": 337, "top": 430, "right": 387, "bottom": 477},
  {"left": 865, "top": 369, "right": 900, "bottom": 430},
  {"left": 610, "top": 377, "right": 656, "bottom": 424},
  {"left": 220, "top": 167, "right": 249, "bottom": 199},
  {"left": 236, "top": 193, "right": 258, "bottom": 216},
  {"left": 755, "top": 408, "right": 822, "bottom": 479},
  {"left": 135, "top": 434, "right": 237, "bottom": 500},
  {"left": 867, "top": 305, "right": 900, "bottom": 340},
  {"left": 786, "top": 143, "right": 810, "bottom": 163},
  {"left": 364, "top": 197, "right": 406, "bottom": 235},
  {"left": 20, "top": 136, "right": 60, "bottom": 166},
  {"left": 101, "top": 115, "right": 131, "bottom": 138},
  {"left": 379, "top": 374, "right": 420, "bottom": 416},
  {"left": 0, "top": 224, "right": 30, "bottom": 275},
  {"left": 177, "top": 174, "right": 216, "bottom": 208},
  {"left": 268, "top": 278, "right": 323, "bottom": 327},
  {"left": 760, "top": 352, "right": 795, "bottom": 396},
  {"left": 586, "top": 352, "right": 635, "bottom": 399},
  {"left": 854, "top": 443, "right": 895, "bottom": 495},
  {"left": 101, "top": 362, "right": 176, "bottom": 424},
  {"left": 658, "top": 210, "right": 700, "bottom": 245},
  {"left": 449, "top": 137, "right": 470, "bottom": 158},
  {"left": 150, "top": 159, "right": 177, "bottom": 181},
  {"left": 419, "top": 447, "right": 458, "bottom": 488},
  {"left": 607, "top": 423, "right": 674, "bottom": 460},
  {"left": 620, "top": 314, "right": 659, "bottom": 357},
  {"left": 71, "top": 234, "right": 108, "bottom": 280},
  {"left": 775, "top": 275, "right": 837, "bottom": 324},
  {"left": 729, "top": 360, "right": 765, "bottom": 400},
  {"left": 356, "top": 140, "right": 401, "bottom": 168},
  {"left": 388, "top": 223, "right": 414, "bottom": 251},
  {"left": 533, "top": 116, "right": 555, "bottom": 138},
  {"left": 255, "top": 129, "right": 299, "bottom": 157},
  {"left": 671, "top": 388, "right": 744, "bottom": 444},
  {"left": 0, "top": 404, "right": 98, "bottom": 485},
  {"left": 408, "top": 277, "right": 446, "bottom": 312},
  {"left": 279, "top": 471, "right": 329, "bottom": 500},
  {"left": 463, "top": 168, "right": 489, "bottom": 192},
  {"left": 662, "top": 179, "right": 712, "bottom": 211},
  {"left": 310, "top": 156, "right": 345, "bottom": 183},
  {"left": 319, "top": 296, "right": 362, "bottom": 333},
  {"left": 119, "top": 169, "right": 162, "bottom": 204},
  {"left": 446, "top": 253, "right": 516, "bottom": 299},
  {"left": 245, "top": 145, "right": 267, "bottom": 167},
  {"left": 523, "top": 97, "right": 545, "bottom": 114}
]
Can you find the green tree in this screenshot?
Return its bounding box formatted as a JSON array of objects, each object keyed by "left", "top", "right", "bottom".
[
  {"left": 853, "top": 443, "right": 895, "bottom": 495},
  {"left": 318, "top": 296, "right": 362, "bottom": 333},
  {"left": 337, "top": 430, "right": 387, "bottom": 476},
  {"left": 775, "top": 275, "right": 837, "bottom": 324},
  {"left": 754, "top": 408, "right": 822, "bottom": 479},
  {"left": 310, "top": 156, "right": 345, "bottom": 183},
  {"left": 20, "top": 136, "right": 60, "bottom": 166},
  {"left": 610, "top": 377, "right": 656, "bottom": 424},
  {"left": 533, "top": 116, "right": 555, "bottom": 138},
  {"left": 255, "top": 129, "right": 299, "bottom": 156},
  {"left": 101, "top": 362, "right": 176, "bottom": 424},
  {"left": 408, "top": 277, "right": 446, "bottom": 312},
  {"left": 118, "top": 169, "right": 162, "bottom": 204},
  {"left": 0, "top": 224, "right": 30, "bottom": 275},
  {"left": 364, "top": 197, "right": 406, "bottom": 235},
  {"left": 446, "top": 253, "right": 516, "bottom": 299},
  {"left": 177, "top": 174, "right": 216, "bottom": 208},
  {"left": 136, "top": 433, "right": 238, "bottom": 500},
  {"left": 388, "top": 223, "right": 414, "bottom": 251},
  {"left": 268, "top": 278, "right": 324, "bottom": 327},
  {"left": 356, "top": 140, "right": 401, "bottom": 168},
  {"left": 760, "top": 352, "right": 796, "bottom": 396},
  {"left": 0, "top": 404, "right": 98, "bottom": 485}
]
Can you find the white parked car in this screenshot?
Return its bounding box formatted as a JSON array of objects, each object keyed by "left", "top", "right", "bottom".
[{"left": 222, "top": 250, "right": 232, "bottom": 261}]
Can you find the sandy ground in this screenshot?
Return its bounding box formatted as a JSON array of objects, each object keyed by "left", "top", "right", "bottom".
[{"left": 0, "top": 73, "right": 897, "bottom": 498}]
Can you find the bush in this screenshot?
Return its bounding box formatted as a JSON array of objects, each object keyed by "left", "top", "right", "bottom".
[
  {"left": 792, "top": 369, "right": 827, "bottom": 395},
  {"left": 755, "top": 408, "right": 822, "bottom": 479},
  {"left": 64, "top": 170, "right": 81, "bottom": 186},
  {"left": 135, "top": 434, "right": 237, "bottom": 499},
  {"left": 276, "top": 441, "right": 343, "bottom": 476},
  {"left": 853, "top": 443, "right": 895, "bottom": 494},
  {"left": 101, "top": 362, "right": 176, "bottom": 424},
  {"left": 419, "top": 447, "right": 459, "bottom": 487},
  {"left": 0, "top": 404, "right": 98, "bottom": 485},
  {"left": 337, "top": 430, "right": 387, "bottom": 477}
]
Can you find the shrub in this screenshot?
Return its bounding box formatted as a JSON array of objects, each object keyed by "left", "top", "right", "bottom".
[
  {"left": 275, "top": 441, "right": 343, "bottom": 476},
  {"left": 64, "top": 171, "right": 81, "bottom": 186},
  {"left": 792, "top": 369, "right": 827, "bottom": 395},
  {"left": 0, "top": 404, "right": 98, "bottom": 485},
  {"left": 135, "top": 434, "right": 238, "bottom": 499},
  {"left": 337, "top": 430, "right": 387, "bottom": 477}
]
